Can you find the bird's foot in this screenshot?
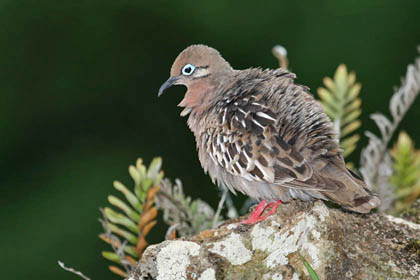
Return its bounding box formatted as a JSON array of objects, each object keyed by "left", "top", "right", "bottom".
[{"left": 240, "top": 200, "right": 283, "bottom": 224}]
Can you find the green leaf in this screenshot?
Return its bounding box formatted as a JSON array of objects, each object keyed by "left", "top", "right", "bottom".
[
  {"left": 347, "top": 71, "right": 356, "bottom": 86},
  {"left": 147, "top": 157, "right": 162, "bottom": 179},
  {"left": 334, "top": 64, "right": 347, "bottom": 92},
  {"left": 317, "top": 64, "right": 362, "bottom": 158},
  {"left": 346, "top": 83, "right": 361, "bottom": 100},
  {"left": 113, "top": 181, "right": 142, "bottom": 212},
  {"left": 107, "top": 223, "right": 138, "bottom": 245},
  {"left": 299, "top": 254, "right": 319, "bottom": 280},
  {"left": 153, "top": 171, "right": 164, "bottom": 186},
  {"left": 344, "top": 98, "right": 361, "bottom": 114},
  {"left": 390, "top": 131, "right": 420, "bottom": 212},
  {"left": 129, "top": 165, "right": 141, "bottom": 187},
  {"left": 124, "top": 246, "right": 139, "bottom": 258},
  {"left": 135, "top": 158, "right": 146, "bottom": 177},
  {"left": 321, "top": 105, "right": 336, "bottom": 120},
  {"left": 342, "top": 143, "right": 356, "bottom": 158},
  {"left": 342, "top": 109, "right": 361, "bottom": 126},
  {"left": 108, "top": 195, "right": 140, "bottom": 222},
  {"left": 102, "top": 251, "right": 121, "bottom": 264},
  {"left": 142, "top": 178, "right": 153, "bottom": 193},
  {"left": 99, "top": 234, "right": 139, "bottom": 258},
  {"left": 341, "top": 120, "right": 361, "bottom": 138},
  {"left": 322, "top": 77, "right": 336, "bottom": 92},
  {"left": 318, "top": 88, "right": 337, "bottom": 106},
  {"left": 104, "top": 207, "right": 139, "bottom": 234},
  {"left": 341, "top": 134, "right": 360, "bottom": 157}
]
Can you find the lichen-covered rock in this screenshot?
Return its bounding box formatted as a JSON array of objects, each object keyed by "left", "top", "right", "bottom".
[{"left": 129, "top": 200, "right": 420, "bottom": 280}]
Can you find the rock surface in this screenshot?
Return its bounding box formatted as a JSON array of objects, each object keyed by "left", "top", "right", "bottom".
[
  {"left": 129, "top": 200, "right": 420, "bottom": 280},
  {"left": 400, "top": 199, "right": 420, "bottom": 224}
]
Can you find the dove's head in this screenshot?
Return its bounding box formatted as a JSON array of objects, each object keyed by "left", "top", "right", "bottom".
[{"left": 158, "top": 45, "right": 233, "bottom": 116}]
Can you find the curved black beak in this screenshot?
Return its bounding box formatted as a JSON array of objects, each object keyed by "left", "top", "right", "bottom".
[{"left": 158, "top": 76, "right": 179, "bottom": 97}]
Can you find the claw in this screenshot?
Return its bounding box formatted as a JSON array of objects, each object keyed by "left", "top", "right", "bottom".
[{"left": 240, "top": 200, "right": 283, "bottom": 224}]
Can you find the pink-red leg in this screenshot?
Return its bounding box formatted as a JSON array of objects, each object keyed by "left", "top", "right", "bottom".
[{"left": 240, "top": 200, "right": 283, "bottom": 224}]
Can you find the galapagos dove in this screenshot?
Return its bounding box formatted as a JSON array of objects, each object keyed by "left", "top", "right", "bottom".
[{"left": 158, "top": 44, "right": 380, "bottom": 224}]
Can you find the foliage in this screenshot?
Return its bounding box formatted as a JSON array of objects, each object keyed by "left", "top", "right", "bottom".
[
  {"left": 317, "top": 64, "right": 362, "bottom": 159},
  {"left": 299, "top": 254, "right": 319, "bottom": 280},
  {"left": 99, "top": 157, "right": 229, "bottom": 278},
  {"left": 360, "top": 48, "right": 420, "bottom": 211},
  {"left": 155, "top": 178, "right": 222, "bottom": 238},
  {"left": 314, "top": 48, "right": 420, "bottom": 212},
  {"left": 99, "top": 157, "right": 162, "bottom": 277},
  {"left": 390, "top": 131, "right": 420, "bottom": 213}
]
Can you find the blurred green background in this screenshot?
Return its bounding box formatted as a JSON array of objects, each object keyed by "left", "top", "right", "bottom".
[{"left": 1, "top": 0, "right": 419, "bottom": 279}]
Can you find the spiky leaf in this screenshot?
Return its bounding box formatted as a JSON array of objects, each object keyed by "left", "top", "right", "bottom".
[
  {"left": 390, "top": 131, "right": 420, "bottom": 212},
  {"left": 113, "top": 181, "right": 142, "bottom": 212},
  {"left": 317, "top": 64, "right": 362, "bottom": 159},
  {"left": 108, "top": 195, "right": 140, "bottom": 222},
  {"left": 102, "top": 251, "right": 121, "bottom": 264},
  {"left": 103, "top": 207, "right": 139, "bottom": 234},
  {"left": 100, "top": 157, "right": 163, "bottom": 277}
]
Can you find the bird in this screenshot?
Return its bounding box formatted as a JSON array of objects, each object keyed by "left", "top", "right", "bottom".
[{"left": 158, "top": 44, "right": 380, "bottom": 224}]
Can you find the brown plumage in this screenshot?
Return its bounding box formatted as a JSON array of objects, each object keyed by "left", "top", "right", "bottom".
[{"left": 159, "top": 44, "right": 380, "bottom": 216}]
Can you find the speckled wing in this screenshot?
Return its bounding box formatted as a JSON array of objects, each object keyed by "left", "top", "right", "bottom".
[{"left": 208, "top": 91, "right": 339, "bottom": 192}]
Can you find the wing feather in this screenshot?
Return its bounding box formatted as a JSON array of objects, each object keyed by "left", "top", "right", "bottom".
[{"left": 209, "top": 91, "right": 338, "bottom": 192}]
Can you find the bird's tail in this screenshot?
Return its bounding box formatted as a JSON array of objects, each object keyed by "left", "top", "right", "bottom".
[{"left": 322, "top": 165, "right": 380, "bottom": 213}]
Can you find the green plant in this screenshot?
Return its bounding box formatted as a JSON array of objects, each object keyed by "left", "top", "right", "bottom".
[
  {"left": 299, "top": 254, "right": 319, "bottom": 280},
  {"left": 156, "top": 178, "right": 223, "bottom": 238},
  {"left": 359, "top": 48, "right": 420, "bottom": 211},
  {"left": 99, "top": 157, "right": 163, "bottom": 277},
  {"left": 314, "top": 48, "right": 420, "bottom": 213},
  {"left": 390, "top": 131, "right": 420, "bottom": 212},
  {"left": 99, "top": 157, "right": 227, "bottom": 277},
  {"left": 317, "top": 64, "right": 362, "bottom": 159}
]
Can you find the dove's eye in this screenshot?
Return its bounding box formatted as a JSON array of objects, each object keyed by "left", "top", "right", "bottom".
[{"left": 181, "top": 64, "right": 195, "bottom": 76}]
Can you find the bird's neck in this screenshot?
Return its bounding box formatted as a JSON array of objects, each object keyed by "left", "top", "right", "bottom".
[
  {"left": 178, "top": 82, "right": 214, "bottom": 110},
  {"left": 182, "top": 83, "right": 216, "bottom": 135},
  {"left": 179, "top": 76, "right": 226, "bottom": 132},
  {"left": 181, "top": 70, "right": 237, "bottom": 136}
]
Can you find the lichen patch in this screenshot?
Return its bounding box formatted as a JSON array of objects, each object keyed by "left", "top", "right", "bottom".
[
  {"left": 386, "top": 214, "right": 420, "bottom": 230},
  {"left": 208, "top": 233, "right": 252, "bottom": 265},
  {"left": 251, "top": 212, "right": 323, "bottom": 269},
  {"left": 251, "top": 223, "right": 276, "bottom": 251},
  {"left": 312, "top": 201, "right": 330, "bottom": 222},
  {"left": 156, "top": 241, "right": 200, "bottom": 280},
  {"left": 198, "top": 268, "right": 216, "bottom": 280},
  {"left": 272, "top": 273, "right": 284, "bottom": 280},
  {"left": 226, "top": 224, "right": 238, "bottom": 230}
]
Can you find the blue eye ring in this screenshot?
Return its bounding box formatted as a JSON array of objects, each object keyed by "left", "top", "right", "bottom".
[{"left": 181, "top": 64, "right": 195, "bottom": 76}]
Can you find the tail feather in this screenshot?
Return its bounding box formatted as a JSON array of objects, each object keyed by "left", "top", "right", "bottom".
[{"left": 321, "top": 165, "right": 380, "bottom": 213}]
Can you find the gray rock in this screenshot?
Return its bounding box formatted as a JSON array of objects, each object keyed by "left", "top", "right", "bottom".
[{"left": 128, "top": 200, "right": 420, "bottom": 280}]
